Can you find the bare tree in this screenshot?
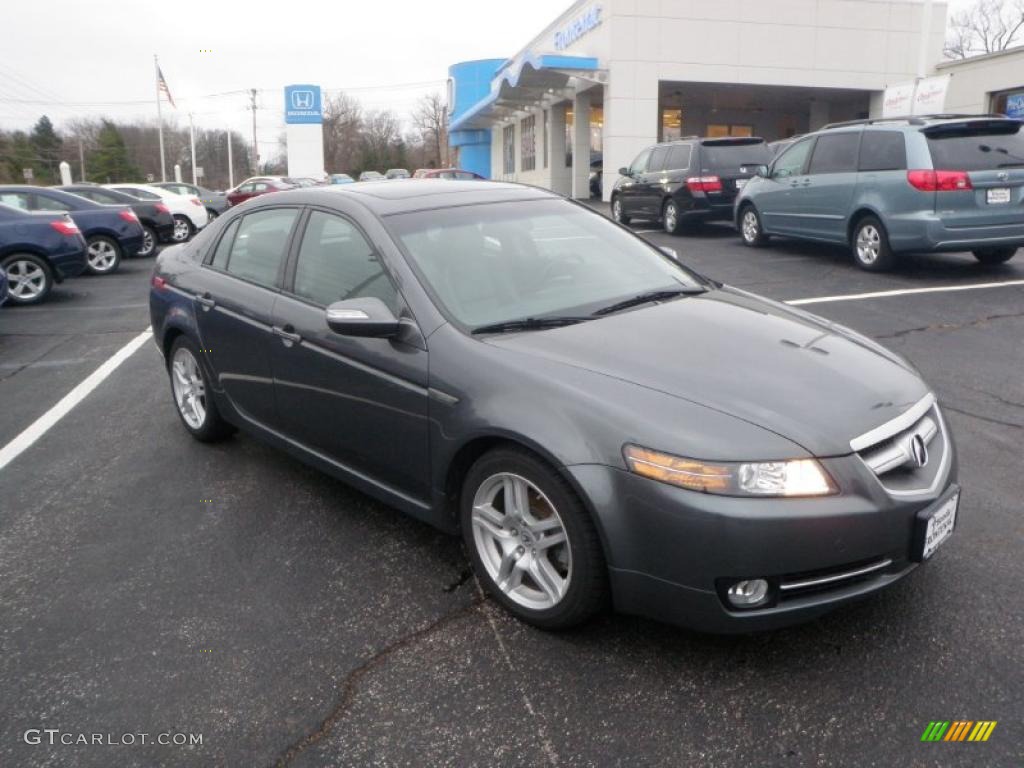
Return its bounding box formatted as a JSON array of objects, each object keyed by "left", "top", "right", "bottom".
[
  {"left": 360, "top": 109, "right": 402, "bottom": 171},
  {"left": 322, "top": 91, "right": 363, "bottom": 173},
  {"left": 412, "top": 92, "right": 449, "bottom": 168},
  {"left": 945, "top": 0, "right": 1024, "bottom": 59}
]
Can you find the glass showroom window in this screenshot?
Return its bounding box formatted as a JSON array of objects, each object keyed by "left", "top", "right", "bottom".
[
  {"left": 503, "top": 124, "right": 515, "bottom": 175},
  {"left": 522, "top": 115, "right": 536, "bottom": 172}
]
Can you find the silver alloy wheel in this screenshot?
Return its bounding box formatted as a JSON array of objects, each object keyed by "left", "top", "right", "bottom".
[
  {"left": 742, "top": 209, "right": 759, "bottom": 242},
  {"left": 140, "top": 228, "right": 155, "bottom": 256},
  {"left": 856, "top": 224, "right": 881, "bottom": 264},
  {"left": 171, "top": 347, "right": 207, "bottom": 429},
  {"left": 612, "top": 197, "right": 622, "bottom": 221},
  {"left": 665, "top": 202, "right": 678, "bottom": 232},
  {"left": 172, "top": 218, "right": 191, "bottom": 242},
  {"left": 87, "top": 239, "right": 118, "bottom": 272},
  {"left": 470, "top": 472, "right": 571, "bottom": 611},
  {"left": 6, "top": 259, "right": 47, "bottom": 300}
]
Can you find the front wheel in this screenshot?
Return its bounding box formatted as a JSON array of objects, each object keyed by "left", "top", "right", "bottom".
[
  {"left": 2, "top": 253, "right": 53, "bottom": 305},
  {"left": 972, "top": 247, "right": 1017, "bottom": 265},
  {"left": 168, "top": 336, "right": 234, "bottom": 442},
  {"left": 611, "top": 196, "right": 631, "bottom": 225},
  {"left": 739, "top": 205, "right": 769, "bottom": 247},
  {"left": 85, "top": 235, "right": 122, "bottom": 275},
  {"left": 461, "top": 447, "right": 607, "bottom": 630},
  {"left": 851, "top": 216, "right": 896, "bottom": 271},
  {"left": 172, "top": 215, "right": 194, "bottom": 243}
]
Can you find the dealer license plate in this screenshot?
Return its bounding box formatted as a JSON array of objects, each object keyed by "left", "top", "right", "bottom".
[
  {"left": 735, "top": 179, "right": 747, "bottom": 190},
  {"left": 921, "top": 493, "right": 958, "bottom": 559},
  {"left": 987, "top": 188, "right": 1010, "bottom": 204}
]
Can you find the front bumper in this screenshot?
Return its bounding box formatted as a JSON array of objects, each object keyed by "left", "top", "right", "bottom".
[{"left": 568, "top": 451, "right": 959, "bottom": 633}]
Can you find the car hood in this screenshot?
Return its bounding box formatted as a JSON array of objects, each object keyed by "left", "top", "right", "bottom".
[{"left": 485, "top": 287, "right": 928, "bottom": 457}]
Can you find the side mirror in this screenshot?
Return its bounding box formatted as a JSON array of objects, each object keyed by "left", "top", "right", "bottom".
[
  {"left": 659, "top": 246, "right": 679, "bottom": 260},
  {"left": 618, "top": 167, "right": 630, "bottom": 177},
  {"left": 754, "top": 164, "right": 769, "bottom": 178},
  {"left": 325, "top": 297, "right": 401, "bottom": 338}
]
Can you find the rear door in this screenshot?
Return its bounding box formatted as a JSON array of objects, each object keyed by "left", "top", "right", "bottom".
[
  {"left": 923, "top": 120, "right": 1024, "bottom": 229},
  {"left": 802, "top": 130, "right": 861, "bottom": 241},
  {"left": 697, "top": 138, "right": 772, "bottom": 214}
]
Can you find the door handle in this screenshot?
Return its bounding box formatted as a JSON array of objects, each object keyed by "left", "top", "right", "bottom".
[
  {"left": 195, "top": 292, "right": 215, "bottom": 310},
  {"left": 272, "top": 325, "right": 302, "bottom": 347}
]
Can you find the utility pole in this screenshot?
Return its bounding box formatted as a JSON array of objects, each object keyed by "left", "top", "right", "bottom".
[
  {"left": 78, "top": 138, "right": 86, "bottom": 182},
  {"left": 189, "top": 112, "right": 197, "bottom": 185},
  {"left": 250, "top": 89, "right": 259, "bottom": 174},
  {"left": 227, "top": 128, "right": 234, "bottom": 189}
]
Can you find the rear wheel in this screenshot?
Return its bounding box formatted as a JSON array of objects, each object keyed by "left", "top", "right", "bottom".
[
  {"left": 85, "top": 235, "right": 122, "bottom": 275},
  {"left": 739, "top": 204, "right": 769, "bottom": 247},
  {"left": 172, "top": 215, "right": 194, "bottom": 243},
  {"left": 461, "top": 447, "right": 607, "bottom": 629},
  {"left": 611, "top": 195, "right": 631, "bottom": 225},
  {"left": 137, "top": 226, "right": 158, "bottom": 258},
  {"left": 2, "top": 253, "right": 53, "bottom": 305},
  {"left": 663, "top": 199, "right": 683, "bottom": 235},
  {"left": 851, "top": 216, "right": 895, "bottom": 271},
  {"left": 972, "top": 247, "right": 1017, "bottom": 265},
  {"left": 168, "top": 336, "right": 234, "bottom": 442}
]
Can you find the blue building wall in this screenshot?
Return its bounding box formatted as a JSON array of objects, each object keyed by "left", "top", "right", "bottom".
[{"left": 448, "top": 59, "right": 505, "bottom": 179}]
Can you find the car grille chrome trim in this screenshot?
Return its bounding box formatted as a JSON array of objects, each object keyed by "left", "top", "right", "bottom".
[
  {"left": 859, "top": 414, "right": 938, "bottom": 475},
  {"left": 779, "top": 558, "right": 893, "bottom": 592},
  {"left": 849, "top": 393, "right": 935, "bottom": 452}
]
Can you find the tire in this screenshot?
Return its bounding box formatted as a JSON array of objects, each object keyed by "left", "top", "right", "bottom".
[
  {"left": 972, "top": 247, "right": 1017, "bottom": 265},
  {"left": 663, "top": 199, "right": 683, "bottom": 235},
  {"left": 461, "top": 447, "right": 607, "bottom": 630},
  {"left": 172, "top": 215, "right": 194, "bottom": 243},
  {"left": 851, "top": 215, "right": 896, "bottom": 271},
  {"left": 137, "top": 226, "right": 158, "bottom": 258},
  {"left": 611, "top": 195, "right": 631, "bottom": 225},
  {"left": 167, "top": 336, "right": 234, "bottom": 442},
  {"left": 85, "top": 235, "right": 122, "bottom": 275},
  {"left": 2, "top": 253, "right": 53, "bottom": 306},
  {"left": 739, "top": 204, "right": 769, "bottom": 247},
  {"left": 205, "top": 208, "right": 219, "bottom": 222}
]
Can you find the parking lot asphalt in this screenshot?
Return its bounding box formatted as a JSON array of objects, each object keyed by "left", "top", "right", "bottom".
[{"left": 1, "top": 216, "right": 1022, "bottom": 767}]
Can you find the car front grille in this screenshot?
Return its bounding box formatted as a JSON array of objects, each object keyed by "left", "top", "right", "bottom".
[{"left": 850, "top": 393, "right": 950, "bottom": 497}]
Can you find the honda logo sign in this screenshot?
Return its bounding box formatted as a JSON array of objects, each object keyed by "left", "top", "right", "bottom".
[{"left": 284, "top": 84, "right": 322, "bottom": 125}]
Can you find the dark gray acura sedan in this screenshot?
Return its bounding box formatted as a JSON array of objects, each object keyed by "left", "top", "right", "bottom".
[{"left": 150, "top": 180, "right": 960, "bottom": 633}]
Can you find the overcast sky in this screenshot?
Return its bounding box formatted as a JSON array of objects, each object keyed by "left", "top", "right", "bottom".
[{"left": 2, "top": 0, "right": 974, "bottom": 149}]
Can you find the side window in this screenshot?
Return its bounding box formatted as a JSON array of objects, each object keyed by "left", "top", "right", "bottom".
[
  {"left": 0, "top": 193, "right": 30, "bottom": 210},
  {"left": 629, "top": 147, "right": 652, "bottom": 175},
  {"left": 209, "top": 219, "right": 239, "bottom": 270},
  {"left": 292, "top": 211, "right": 399, "bottom": 311},
  {"left": 224, "top": 208, "right": 298, "bottom": 288},
  {"left": 33, "top": 194, "right": 71, "bottom": 211},
  {"left": 859, "top": 131, "right": 907, "bottom": 171},
  {"left": 772, "top": 138, "right": 814, "bottom": 178},
  {"left": 665, "top": 144, "right": 692, "bottom": 171},
  {"left": 253, "top": 183, "right": 268, "bottom": 193},
  {"left": 648, "top": 146, "right": 670, "bottom": 173},
  {"left": 808, "top": 133, "right": 861, "bottom": 174}
]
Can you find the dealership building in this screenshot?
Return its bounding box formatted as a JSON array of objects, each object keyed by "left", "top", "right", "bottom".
[{"left": 447, "top": 0, "right": 1024, "bottom": 201}]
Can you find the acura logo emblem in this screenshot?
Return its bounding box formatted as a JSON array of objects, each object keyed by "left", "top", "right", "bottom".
[
  {"left": 910, "top": 434, "right": 929, "bottom": 468},
  {"left": 997, "top": 171, "right": 1009, "bottom": 181}
]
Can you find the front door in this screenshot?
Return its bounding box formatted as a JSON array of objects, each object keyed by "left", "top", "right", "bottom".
[
  {"left": 618, "top": 147, "right": 652, "bottom": 217},
  {"left": 187, "top": 206, "right": 301, "bottom": 428},
  {"left": 270, "top": 208, "right": 431, "bottom": 503},
  {"left": 801, "top": 130, "right": 861, "bottom": 241},
  {"left": 756, "top": 137, "right": 817, "bottom": 236}
]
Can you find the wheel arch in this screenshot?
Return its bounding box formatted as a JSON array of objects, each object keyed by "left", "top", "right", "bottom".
[
  {"left": 847, "top": 206, "right": 886, "bottom": 243},
  {"left": 735, "top": 199, "right": 757, "bottom": 228}
]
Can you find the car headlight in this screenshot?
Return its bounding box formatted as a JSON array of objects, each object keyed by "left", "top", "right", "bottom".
[{"left": 623, "top": 445, "right": 837, "bottom": 497}]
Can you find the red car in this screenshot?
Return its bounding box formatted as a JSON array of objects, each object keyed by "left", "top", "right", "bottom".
[
  {"left": 225, "top": 177, "right": 296, "bottom": 207},
  {"left": 411, "top": 168, "right": 485, "bottom": 180}
]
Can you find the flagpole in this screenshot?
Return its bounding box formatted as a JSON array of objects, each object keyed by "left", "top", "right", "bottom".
[{"left": 155, "top": 54, "right": 166, "bottom": 182}]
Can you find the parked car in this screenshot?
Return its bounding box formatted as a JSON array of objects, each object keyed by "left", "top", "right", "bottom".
[
  {"left": 153, "top": 181, "right": 230, "bottom": 222},
  {"left": 0, "top": 203, "right": 88, "bottom": 305},
  {"left": 289, "top": 177, "right": 323, "bottom": 188},
  {"left": 612, "top": 137, "right": 772, "bottom": 234},
  {"left": 56, "top": 184, "right": 174, "bottom": 257},
  {"left": 385, "top": 168, "right": 410, "bottom": 179},
  {"left": 735, "top": 114, "right": 1024, "bottom": 270},
  {"left": 358, "top": 171, "right": 385, "bottom": 182},
  {"left": 0, "top": 185, "right": 143, "bottom": 275},
  {"left": 150, "top": 180, "right": 959, "bottom": 633},
  {"left": 106, "top": 183, "right": 209, "bottom": 244},
  {"left": 411, "top": 168, "right": 485, "bottom": 179},
  {"left": 224, "top": 177, "right": 296, "bottom": 207},
  {"left": 328, "top": 174, "right": 355, "bottom": 185},
  {"left": 0, "top": 261, "right": 7, "bottom": 306},
  {"left": 590, "top": 156, "right": 603, "bottom": 199}
]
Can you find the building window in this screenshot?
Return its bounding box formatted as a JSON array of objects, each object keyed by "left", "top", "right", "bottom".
[
  {"left": 521, "top": 115, "right": 536, "bottom": 172},
  {"left": 542, "top": 110, "right": 548, "bottom": 168},
  {"left": 707, "top": 124, "right": 754, "bottom": 138},
  {"left": 661, "top": 108, "right": 682, "bottom": 142},
  {"left": 503, "top": 124, "right": 515, "bottom": 174},
  {"left": 565, "top": 109, "right": 573, "bottom": 167}
]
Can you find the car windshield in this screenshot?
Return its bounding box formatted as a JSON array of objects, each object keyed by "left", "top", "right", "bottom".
[
  {"left": 387, "top": 198, "right": 704, "bottom": 331},
  {"left": 926, "top": 122, "right": 1024, "bottom": 170}
]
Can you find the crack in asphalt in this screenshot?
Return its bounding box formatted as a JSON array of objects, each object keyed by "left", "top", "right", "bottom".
[
  {"left": 942, "top": 404, "right": 1024, "bottom": 430},
  {"left": 442, "top": 567, "right": 474, "bottom": 593},
  {"left": 871, "top": 310, "right": 1024, "bottom": 340},
  {"left": 0, "top": 335, "right": 76, "bottom": 382},
  {"left": 272, "top": 598, "right": 485, "bottom": 768}
]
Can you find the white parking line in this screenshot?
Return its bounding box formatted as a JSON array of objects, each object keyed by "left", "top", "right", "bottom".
[
  {"left": 0, "top": 328, "right": 153, "bottom": 472},
  {"left": 785, "top": 279, "right": 1024, "bottom": 306}
]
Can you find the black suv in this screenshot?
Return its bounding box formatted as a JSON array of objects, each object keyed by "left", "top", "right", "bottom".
[{"left": 611, "top": 137, "right": 772, "bottom": 234}]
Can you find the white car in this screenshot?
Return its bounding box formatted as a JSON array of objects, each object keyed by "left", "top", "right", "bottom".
[{"left": 104, "top": 183, "right": 209, "bottom": 243}]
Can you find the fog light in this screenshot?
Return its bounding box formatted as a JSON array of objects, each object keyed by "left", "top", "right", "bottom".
[{"left": 726, "top": 579, "right": 769, "bottom": 607}]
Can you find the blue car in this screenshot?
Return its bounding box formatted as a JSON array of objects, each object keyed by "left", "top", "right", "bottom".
[
  {"left": 0, "top": 185, "right": 145, "bottom": 275},
  {"left": 0, "top": 203, "right": 88, "bottom": 305}
]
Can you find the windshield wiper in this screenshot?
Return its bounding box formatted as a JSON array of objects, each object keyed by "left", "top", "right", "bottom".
[
  {"left": 593, "top": 287, "right": 707, "bottom": 316},
  {"left": 471, "top": 315, "right": 592, "bottom": 335}
]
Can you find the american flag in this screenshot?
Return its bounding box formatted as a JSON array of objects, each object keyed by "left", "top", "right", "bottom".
[{"left": 157, "top": 66, "right": 176, "bottom": 109}]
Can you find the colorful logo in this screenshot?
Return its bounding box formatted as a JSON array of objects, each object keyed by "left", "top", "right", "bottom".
[{"left": 921, "top": 721, "right": 997, "bottom": 742}]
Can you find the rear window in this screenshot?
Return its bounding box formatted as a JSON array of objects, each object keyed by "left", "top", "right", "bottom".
[
  {"left": 925, "top": 122, "right": 1024, "bottom": 171},
  {"left": 699, "top": 141, "right": 771, "bottom": 169},
  {"left": 859, "top": 131, "right": 907, "bottom": 171}
]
